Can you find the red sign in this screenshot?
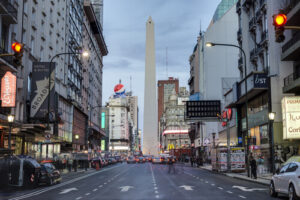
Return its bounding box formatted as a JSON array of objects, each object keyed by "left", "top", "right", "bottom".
[
  {"left": 221, "top": 109, "right": 233, "bottom": 127},
  {"left": 227, "top": 109, "right": 232, "bottom": 120},
  {"left": 1, "top": 71, "right": 16, "bottom": 107}
]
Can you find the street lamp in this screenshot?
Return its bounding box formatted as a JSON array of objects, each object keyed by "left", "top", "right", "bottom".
[
  {"left": 75, "top": 134, "right": 79, "bottom": 140},
  {"left": 269, "top": 112, "right": 276, "bottom": 173},
  {"left": 47, "top": 50, "right": 90, "bottom": 129},
  {"left": 7, "top": 115, "right": 14, "bottom": 151},
  {"left": 206, "top": 41, "right": 250, "bottom": 176}
]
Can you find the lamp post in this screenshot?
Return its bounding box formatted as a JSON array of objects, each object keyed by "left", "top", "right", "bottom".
[
  {"left": 206, "top": 42, "right": 250, "bottom": 177},
  {"left": 269, "top": 112, "right": 276, "bottom": 174},
  {"left": 7, "top": 115, "right": 14, "bottom": 151},
  {"left": 47, "top": 51, "right": 89, "bottom": 129}
]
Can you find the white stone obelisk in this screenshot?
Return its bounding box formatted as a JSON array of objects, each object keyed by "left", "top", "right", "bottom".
[{"left": 143, "top": 16, "right": 158, "bottom": 156}]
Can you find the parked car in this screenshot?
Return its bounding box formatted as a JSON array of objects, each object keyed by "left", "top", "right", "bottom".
[
  {"left": 39, "top": 163, "right": 61, "bottom": 186},
  {"left": 127, "top": 156, "right": 136, "bottom": 164},
  {"left": 152, "top": 157, "right": 161, "bottom": 164},
  {"left": 137, "top": 157, "right": 146, "bottom": 163},
  {"left": 270, "top": 162, "right": 300, "bottom": 200}
]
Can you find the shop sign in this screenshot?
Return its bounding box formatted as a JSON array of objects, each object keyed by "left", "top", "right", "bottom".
[
  {"left": 282, "top": 96, "right": 300, "bottom": 139},
  {"left": 1, "top": 71, "right": 16, "bottom": 107},
  {"left": 101, "top": 139, "right": 105, "bottom": 151},
  {"left": 221, "top": 109, "right": 232, "bottom": 127},
  {"left": 253, "top": 73, "right": 268, "bottom": 88}
]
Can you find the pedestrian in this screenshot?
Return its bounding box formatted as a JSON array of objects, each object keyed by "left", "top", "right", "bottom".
[
  {"left": 68, "top": 158, "right": 73, "bottom": 172},
  {"left": 84, "top": 159, "right": 88, "bottom": 171},
  {"left": 167, "top": 156, "right": 175, "bottom": 174},
  {"left": 250, "top": 156, "right": 257, "bottom": 179},
  {"left": 73, "top": 159, "right": 78, "bottom": 172},
  {"left": 196, "top": 156, "right": 200, "bottom": 167},
  {"left": 190, "top": 157, "right": 194, "bottom": 167}
]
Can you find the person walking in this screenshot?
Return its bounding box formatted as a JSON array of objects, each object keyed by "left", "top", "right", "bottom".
[
  {"left": 190, "top": 157, "right": 194, "bottom": 167},
  {"left": 167, "top": 157, "right": 176, "bottom": 174},
  {"left": 68, "top": 158, "right": 73, "bottom": 172},
  {"left": 250, "top": 156, "right": 257, "bottom": 179}
]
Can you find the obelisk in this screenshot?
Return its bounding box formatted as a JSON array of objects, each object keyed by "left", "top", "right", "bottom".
[{"left": 143, "top": 16, "right": 158, "bottom": 156}]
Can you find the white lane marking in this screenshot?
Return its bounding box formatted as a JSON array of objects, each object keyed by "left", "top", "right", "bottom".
[
  {"left": 59, "top": 188, "right": 78, "bottom": 194},
  {"left": 104, "top": 183, "right": 107, "bottom": 185},
  {"left": 211, "top": 184, "right": 215, "bottom": 186},
  {"left": 218, "top": 187, "right": 223, "bottom": 190},
  {"left": 93, "top": 189, "right": 98, "bottom": 192},
  {"left": 200, "top": 179, "right": 203, "bottom": 181},
  {"left": 154, "top": 187, "right": 158, "bottom": 190},
  {"left": 205, "top": 181, "right": 209, "bottom": 183},
  {"left": 227, "top": 191, "right": 233, "bottom": 194},
  {"left": 76, "top": 197, "right": 82, "bottom": 200},
  {"left": 155, "top": 191, "right": 159, "bottom": 194},
  {"left": 155, "top": 195, "right": 159, "bottom": 199},
  {"left": 179, "top": 185, "right": 194, "bottom": 191},
  {"left": 9, "top": 164, "right": 124, "bottom": 200},
  {"left": 233, "top": 185, "right": 267, "bottom": 192},
  {"left": 196, "top": 177, "right": 199, "bottom": 179},
  {"left": 239, "top": 195, "right": 246, "bottom": 199},
  {"left": 120, "top": 186, "right": 134, "bottom": 192},
  {"left": 85, "top": 193, "right": 90, "bottom": 196},
  {"left": 99, "top": 185, "right": 103, "bottom": 188}
]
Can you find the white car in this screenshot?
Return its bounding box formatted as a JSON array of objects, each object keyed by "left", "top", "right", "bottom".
[{"left": 270, "top": 162, "right": 300, "bottom": 200}]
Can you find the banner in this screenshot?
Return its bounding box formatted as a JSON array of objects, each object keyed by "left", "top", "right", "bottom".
[
  {"left": 1, "top": 71, "right": 16, "bottom": 107},
  {"left": 30, "top": 62, "right": 56, "bottom": 121},
  {"left": 282, "top": 96, "right": 300, "bottom": 139}
]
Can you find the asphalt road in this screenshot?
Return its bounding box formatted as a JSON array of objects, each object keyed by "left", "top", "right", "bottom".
[{"left": 1, "top": 162, "right": 288, "bottom": 200}]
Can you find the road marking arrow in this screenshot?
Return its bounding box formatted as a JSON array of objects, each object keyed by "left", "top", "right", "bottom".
[
  {"left": 120, "top": 186, "right": 134, "bottom": 192},
  {"left": 232, "top": 185, "right": 267, "bottom": 192},
  {"left": 59, "top": 188, "right": 78, "bottom": 194},
  {"left": 179, "top": 185, "right": 194, "bottom": 191}
]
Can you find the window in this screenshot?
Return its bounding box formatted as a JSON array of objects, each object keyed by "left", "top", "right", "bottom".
[
  {"left": 280, "top": 164, "right": 290, "bottom": 174},
  {"left": 286, "top": 163, "right": 298, "bottom": 173}
]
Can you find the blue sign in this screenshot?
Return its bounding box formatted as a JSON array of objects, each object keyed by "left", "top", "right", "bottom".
[
  {"left": 189, "top": 93, "right": 201, "bottom": 101},
  {"left": 253, "top": 73, "right": 268, "bottom": 88},
  {"left": 238, "top": 137, "right": 243, "bottom": 144}
]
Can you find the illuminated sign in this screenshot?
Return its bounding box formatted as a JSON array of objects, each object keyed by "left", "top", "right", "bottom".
[
  {"left": 162, "top": 129, "right": 188, "bottom": 135},
  {"left": 101, "top": 112, "right": 105, "bottom": 128},
  {"left": 186, "top": 100, "right": 220, "bottom": 119},
  {"left": 282, "top": 96, "right": 300, "bottom": 139},
  {"left": 1, "top": 71, "right": 16, "bottom": 107},
  {"left": 101, "top": 139, "right": 105, "bottom": 151},
  {"left": 168, "top": 144, "right": 175, "bottom": 150}
]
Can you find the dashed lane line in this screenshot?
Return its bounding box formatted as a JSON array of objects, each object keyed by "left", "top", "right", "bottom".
[
  {"left": 99, "top": 185, "right": 103, "bottom": 188},
  {"left": 227, "top": 191, "right": 233, "bottom": 194},
  {"left": 211, "top": 184, "right": 215, "bottom": 186},
  {"left": 85, "top": 193, "right": 90, "bottom": 196},
  {"left": 93, "top": 189, "right": 98, "bottom": 192},
  {"left": 155, "top": 195, "right": 159, "bottom": 199},
  {"left": 239, "top": 195, "right": 246, "bottom": 199},
  {"left": 218, "top": 187, "right": 223, "bottom": 190},
  {"left": 75, "top": 197, "right": 82, "bottom": 200}
]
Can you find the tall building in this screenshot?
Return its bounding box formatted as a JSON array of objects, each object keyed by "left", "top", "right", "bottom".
[
  {"left": 188, "top": 0, "right": 240, "bottom": 160},
  {"left": 160, "top": 87, "right": 190, "bottom": 152},
  {"left": 126, "top": 95, "right": 138, "bottom": 151},
  {"left": 157, "top": 77, "right": 179, "bottom": 123},
  {"left": 0, "top": 0, "right": 107, "bottom": 159},
  {"left": 143, "top": 17, "right": 158, "bottom": 156}
]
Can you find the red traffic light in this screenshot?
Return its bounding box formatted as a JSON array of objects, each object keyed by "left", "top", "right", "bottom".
[
  {"left": 273, "top": 14, "right": 287, "bottom": 27},
  {"left": 11, "top": 42, "right": 23, "bottom": 53}
]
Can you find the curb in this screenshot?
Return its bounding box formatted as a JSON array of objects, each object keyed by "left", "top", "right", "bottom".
[{"left": 199, "top": 166, "right": 270, "bottom": 186}]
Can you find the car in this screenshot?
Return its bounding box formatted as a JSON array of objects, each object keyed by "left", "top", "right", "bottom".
[
  {"left": 152, "top": 157, "right": 161, "bottom": 164},
  {"left": 160, "top": 157, "right": 167, "bottom": 164},
  {"left": 39, "top": 163, "right": 61, "bottom": 186},
  {"left": 137, "top": 157, "right": 146, "bottom": 163},
  {"left": 127, "top": 156, "right": 136, "bottom": 164},
  {"left": 270, "top": 162, "right": 300, "bottom": 200}
]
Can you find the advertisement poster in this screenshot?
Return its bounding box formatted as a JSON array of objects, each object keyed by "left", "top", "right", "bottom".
[
  {"left": 282, "top": 96, "right": 300, "bottom": 139},
  {"left": 231, "top": 147, "right": 245, "bottom": 171}
]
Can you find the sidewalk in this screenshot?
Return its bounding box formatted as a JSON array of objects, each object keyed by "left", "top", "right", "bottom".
[
  {"left": 199, "top": 164, "right": 272, "bottom": 186},
  {"left": 60, "top": 168, "right": 95, "bottom": 181}
]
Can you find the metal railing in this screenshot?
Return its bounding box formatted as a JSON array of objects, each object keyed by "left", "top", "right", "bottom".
[
  {"left": 284, "top": 72, "right": 300, "bottom": 87},
  {"left": 282, "top": 30, "right": 300, "bottom": 53},
  {"left": 0, "top": 0, "right": 18, "bottom": 20}
]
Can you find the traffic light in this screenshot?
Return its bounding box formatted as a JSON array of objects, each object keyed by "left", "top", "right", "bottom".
[
  {"left": 273, "top": 14, "right": 287, "bottom": 43},
  {"left": 11, "top": 42, "right": 24, "bottom": 66}
]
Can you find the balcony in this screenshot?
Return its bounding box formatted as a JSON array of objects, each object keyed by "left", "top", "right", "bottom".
[
  {"left": 284, "top": 0, "right": 300, "bottom": 26},
  {"left": 0, "top": 0, "right": 18, "bottom": 24},
  {"left": 283, "top": 71, "right": 300, "bottom": 93},
  {"left": 259, "top": 0, "right": 267, "bottom": 12},
  {"left": 255, "top": 10, "right": 262, "bottom": 23},
  {"left": 237, "top": 29, "right": 242, "bottom": 43},
  {"left": 249, "top": 17, "right": 256, "bottom": 32},
  {"left": 250, "top": 48, "right": 258, "bottom": 63},
  {"left": 260, "top": 30, "right": 268, "bottom": 47},
  {"left": 281, "top": 30, "right": 300, "bottom": 61},
  {"left": 0, "top": 46, "right": 17, "bottom": 72}
]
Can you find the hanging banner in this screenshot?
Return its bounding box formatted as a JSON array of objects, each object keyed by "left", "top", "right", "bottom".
[
  {"left": 30, "top": 62, "right": 55, "bottom": 121},
  {"left": 282, "top": 96, "right": 300, "bottom": 139},
  {"left": 1, "top": 71, "right": 16, "bottom": 107}
]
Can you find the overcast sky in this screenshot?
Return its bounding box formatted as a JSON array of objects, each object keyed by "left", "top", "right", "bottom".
[{"left": 102, "top": 0, "right": 221, "bottom": 131}]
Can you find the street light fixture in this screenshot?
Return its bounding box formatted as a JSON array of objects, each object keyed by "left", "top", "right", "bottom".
[
  {"left": 269, "top": 112, "right": 276, "bottom": 121},
  {"left": 7, "top": 115, "right": 14, "bottom": 151},
  {"left": 206, "top": 41, "right": 250, "bottom": 176},
  {"left": 75, "top": 134, "right": 79, "bottom": 140}
]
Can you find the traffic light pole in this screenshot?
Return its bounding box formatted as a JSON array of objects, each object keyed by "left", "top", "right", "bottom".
[{"left": 285, "top": 26, "right": 300, "bottom": 30}]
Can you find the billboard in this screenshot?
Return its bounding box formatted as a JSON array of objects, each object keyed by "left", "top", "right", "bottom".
[
  {"left": 282, "top": 96, "right": 300, "bottom": 139},
  {"left": 185, "top": 100, "right": 221, "bottom": 120},
  {"left": 1, "top": 71, "right": 16, "bottom": 107},
  {"left": 30, "top": 62, "right": 56, "bottom": 121}
]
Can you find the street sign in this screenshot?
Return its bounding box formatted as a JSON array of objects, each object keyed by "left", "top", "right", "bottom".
[{"left": 185, "top": 100, "right": 221, "bottom": 120}]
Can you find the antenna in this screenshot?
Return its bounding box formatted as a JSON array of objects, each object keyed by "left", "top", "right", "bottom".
[
  {"left": 199, "top": 20, "right": 202, "bottom": 36},
  {"left": 166, "top": 47, "right": 168, "bottom": 78}
]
